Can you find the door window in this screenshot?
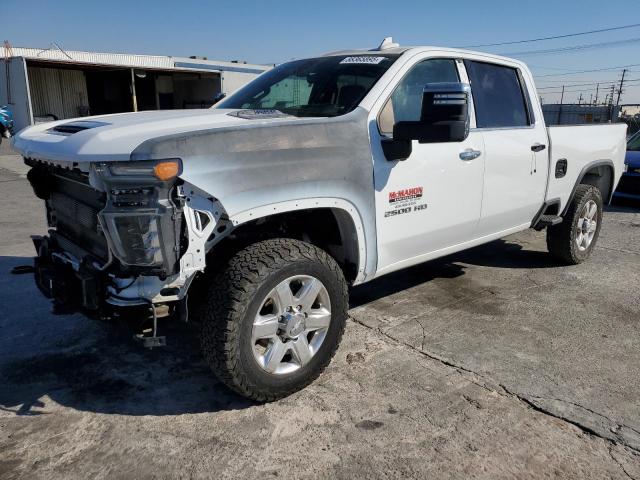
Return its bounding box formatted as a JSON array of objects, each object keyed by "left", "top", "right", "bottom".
[
  {"left": 378, "top": 59, "right": 459, "bottom": 135},
  {"left": 464, "top": 61, "right": 530, "bottom": 128}
]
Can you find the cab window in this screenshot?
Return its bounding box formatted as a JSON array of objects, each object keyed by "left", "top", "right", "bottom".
[
  {"left": 464, "top": 60, "right": 530, "bottom": 128},
  {"left": 378, "top": 58, "right": 459, "bottom": 135}
]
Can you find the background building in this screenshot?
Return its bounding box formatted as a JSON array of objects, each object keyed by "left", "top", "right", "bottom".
[{"left": 1, "top": 45, "right": 271, "bottom": 131}]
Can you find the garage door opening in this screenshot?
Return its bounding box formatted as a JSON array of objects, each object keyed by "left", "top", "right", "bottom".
[
  {"left": 26, "top": 61, "right": 222, "bottom": 122},
  {"left": 86, "top": 69, "right": 132, "bottom": 115}
]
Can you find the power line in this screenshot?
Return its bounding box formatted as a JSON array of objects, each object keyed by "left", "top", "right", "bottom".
[
  {"left": 536, "top": 78, "right": 640, "bottom": 89},
  {"left": 535, "top": 63, "right": 640, "bottom": 77},
  {"left": 537, "top": 82, "right": 607, "bottom": 89},
  {"left": 528, "top": 64, "right": 596, "bottom": 71},
  {"left": 501, "top": 36, "right": 640, "bottom": 57},
  {"left": 528, "top": 64, "right": 588, "bottom": 71},
  {"left": 461, "top": 22, "right": 640, "bottom": 48},
  {"left": 537, "top": 79, "right": 640, "bottom": 94},
  {"left": 538, "top": 86, "right": 615, "bottom": 95},
  {"left": 535, "top": 78, "right": 621, "bottom": 83},
  {"left": 539, "top": 81, "right": 638, "bottom": 99}
]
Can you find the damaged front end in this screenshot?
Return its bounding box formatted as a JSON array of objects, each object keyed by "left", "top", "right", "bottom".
[{"left": 26, "top": 157, "right": 228, "bottom": 333}]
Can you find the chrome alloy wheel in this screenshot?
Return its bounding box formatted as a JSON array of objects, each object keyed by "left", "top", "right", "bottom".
[
  {"left": 252, "top": 275, "right": 332, "bottom": 375},
  {"left": 576, "top": 199, "right": 598, "bottom": 252}
]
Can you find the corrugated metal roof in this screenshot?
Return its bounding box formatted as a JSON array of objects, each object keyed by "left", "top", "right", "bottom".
[{"left": 8, "top": 46, "right": 270, "bottom": 73}]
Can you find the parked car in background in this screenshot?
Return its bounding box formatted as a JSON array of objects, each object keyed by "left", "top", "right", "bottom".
[
  {"left": 0, "top": 105, "right": 14, "bottom": 145},
  {"left": 613, "top": 131, "right": 640, "bottom": 202}
]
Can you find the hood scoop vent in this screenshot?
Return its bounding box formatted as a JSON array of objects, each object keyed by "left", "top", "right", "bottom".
[
  {"left": 48, "top": 120, "right": 109, "bottom": 136},
  {"left": 227, "top": 109, "right": 291, "bottom": 120}
]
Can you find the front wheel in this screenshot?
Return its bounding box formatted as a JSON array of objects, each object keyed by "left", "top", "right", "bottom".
[
  {"left": 199, "top": 238, "right": 348, "bottom": 401},
  {"left": 547, "top": 184, "right": 603, "bottom": 264}
]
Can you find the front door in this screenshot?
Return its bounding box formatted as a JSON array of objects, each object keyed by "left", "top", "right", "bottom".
[{"left": 372, "top": 58, "right": 485, "bottom": 275}]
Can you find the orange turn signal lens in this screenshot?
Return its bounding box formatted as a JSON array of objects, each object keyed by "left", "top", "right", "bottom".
[{"left": 153, "top": 160, "right": 181, "bottom": 181}]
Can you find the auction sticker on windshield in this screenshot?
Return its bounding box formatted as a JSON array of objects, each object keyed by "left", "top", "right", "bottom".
[{"left": 340, "top": 56, "right": 387, "bottom": 65}]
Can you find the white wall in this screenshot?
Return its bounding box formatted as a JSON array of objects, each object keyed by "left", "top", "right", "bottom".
[{"left": 222, "top": 71, "right": 261, "bottom": 96}]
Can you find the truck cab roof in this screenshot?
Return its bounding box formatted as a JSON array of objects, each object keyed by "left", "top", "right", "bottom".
[{"left": 321, "top": 37, "right": 527, "bottom": 70}]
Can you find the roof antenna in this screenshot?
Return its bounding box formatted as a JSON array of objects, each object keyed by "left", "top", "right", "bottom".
[{"left": 375, "top": 37, "right": 399, "bottom": 51}]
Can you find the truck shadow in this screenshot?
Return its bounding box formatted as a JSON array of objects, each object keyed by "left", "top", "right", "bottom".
[
  {"left": 350, "top": 238, "right": 560, "bottom": 308},
  {"left": 0, "top": 256, "right": 253, "bottom": 417}
]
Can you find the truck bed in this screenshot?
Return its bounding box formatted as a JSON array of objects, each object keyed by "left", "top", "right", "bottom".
[{"left": 546, "top": 124, "right": 627, "bottom": 211}]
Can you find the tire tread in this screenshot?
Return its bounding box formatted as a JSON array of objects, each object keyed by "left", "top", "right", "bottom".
[
  {"left": 199, "top": 238, "right": 347, "bottom": 402},
  {"left": 547, "top": 184, "right": 602, "bottom": 264}
]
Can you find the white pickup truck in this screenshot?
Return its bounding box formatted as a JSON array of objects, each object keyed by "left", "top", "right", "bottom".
[{"left": 13, "top": 38, "right": 627, "bottom": 401}]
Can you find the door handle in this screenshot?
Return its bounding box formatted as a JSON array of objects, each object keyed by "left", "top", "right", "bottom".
[
  {"left": 459, "top": 149, "right": 482, "bottom": 161},
  {"left": 531, "top": 143, "right": 546, "bottom": 152}
]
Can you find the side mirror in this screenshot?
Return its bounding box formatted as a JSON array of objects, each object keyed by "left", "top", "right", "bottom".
[{"left": 393, "top": 83, "right": 471, "bottom": 144}]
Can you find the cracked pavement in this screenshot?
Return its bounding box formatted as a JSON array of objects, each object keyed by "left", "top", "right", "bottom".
[{"left": 1, "top": 143, "right": 639, "bottom": 479}]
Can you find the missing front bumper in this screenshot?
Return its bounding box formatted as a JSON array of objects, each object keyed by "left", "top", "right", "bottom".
[{"left": 33, "top": 235, "right": 103, "bottom": 311}]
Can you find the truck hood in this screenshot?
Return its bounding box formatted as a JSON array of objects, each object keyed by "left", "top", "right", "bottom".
[{"left": 11, "top": 109, "right": 297, "bottom": 164}]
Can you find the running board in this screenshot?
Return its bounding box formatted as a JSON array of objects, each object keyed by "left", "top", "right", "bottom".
[{"left": 534, "top": 215, "right": 563, "bottom": 230}]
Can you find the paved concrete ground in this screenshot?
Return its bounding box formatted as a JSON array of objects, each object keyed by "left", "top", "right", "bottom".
[{"left": 1, "top": 142, "right": 639, "bottom": 479}]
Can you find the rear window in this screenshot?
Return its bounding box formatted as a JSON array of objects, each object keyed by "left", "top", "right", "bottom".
[{"left": 464, "top": 61, "right": 530, "bottom": 128}]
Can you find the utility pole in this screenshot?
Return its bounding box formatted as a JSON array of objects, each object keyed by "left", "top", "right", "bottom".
[
  {"left": 608, "top": 85, "right": 615, "bottom": 105},
  {"left": 594, "top": 83, "right": 600, "bottom": 105},
  {"left": 557, "top": 85, "right": 565, "bottom": 124},
  {"left": 130, "top": 68, "right": 138, "bottom": 112},
  {"left": 616, "top": 69, "right": 627, "bottom": 106},
  {"left": 607, "top": 84, "right": 616, "bottom": 122},
  {"left": 578, "top": 93, "right": 584, "bottom": 104}
]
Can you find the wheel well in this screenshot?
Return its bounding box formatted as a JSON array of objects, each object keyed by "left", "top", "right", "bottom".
[
  {"left": 206, "top": 208, "right": 360, "bottom": 283},
  {"left": 580, "top": 164, "right": 614, "bottom": 203}
]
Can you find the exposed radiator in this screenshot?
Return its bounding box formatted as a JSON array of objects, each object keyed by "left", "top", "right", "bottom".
[{"left": 47, "top": 171, "right": 109, "bottom": 261}]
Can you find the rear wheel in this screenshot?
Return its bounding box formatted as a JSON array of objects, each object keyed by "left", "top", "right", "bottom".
[
  {"left": 199, "top": 238, "right": 348, "bottom": 401},
  {"left": 547, "top": 184, "right": 603, "bottom": 264}
]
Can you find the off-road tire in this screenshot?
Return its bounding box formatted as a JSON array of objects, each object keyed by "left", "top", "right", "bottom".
[
  {"left": 547, "top": 184, "right": 603, "bottom": 264},
  {"left": 199, "top": 238, "right": 348, "bottom": 402}
]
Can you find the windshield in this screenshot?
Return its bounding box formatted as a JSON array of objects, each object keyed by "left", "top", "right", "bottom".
[
  {"left": 628, "top": 132, "right": 640, "bottom": 151},
  {"left": 217, "top": 54, "right": 399, "bottom": 117}
]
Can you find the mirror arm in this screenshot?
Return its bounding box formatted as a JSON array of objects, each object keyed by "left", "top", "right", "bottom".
[{"left": 381, "top": 138, "right": 412, "bottom": 162}]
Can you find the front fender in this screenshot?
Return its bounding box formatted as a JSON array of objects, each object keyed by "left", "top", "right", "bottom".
[{"left": 134, "top": 108, "right": 379, "bottom": 283}]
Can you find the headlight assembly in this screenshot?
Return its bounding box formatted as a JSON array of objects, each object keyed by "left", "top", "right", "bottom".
[
  {"left": 96, "top": 159, "right": 182, "bottom": 181},
  {"left": 92, "top": 160, "right": 183, "bottom": 277}
]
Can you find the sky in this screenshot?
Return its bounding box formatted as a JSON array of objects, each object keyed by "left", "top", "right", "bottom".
[{"left": 3, "top": 0, "right": 640, "bottom": 105}]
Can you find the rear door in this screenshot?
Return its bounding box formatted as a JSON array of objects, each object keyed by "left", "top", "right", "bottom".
[{"left": 464, "top": 60, "right": 549, "bottom": 236}]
